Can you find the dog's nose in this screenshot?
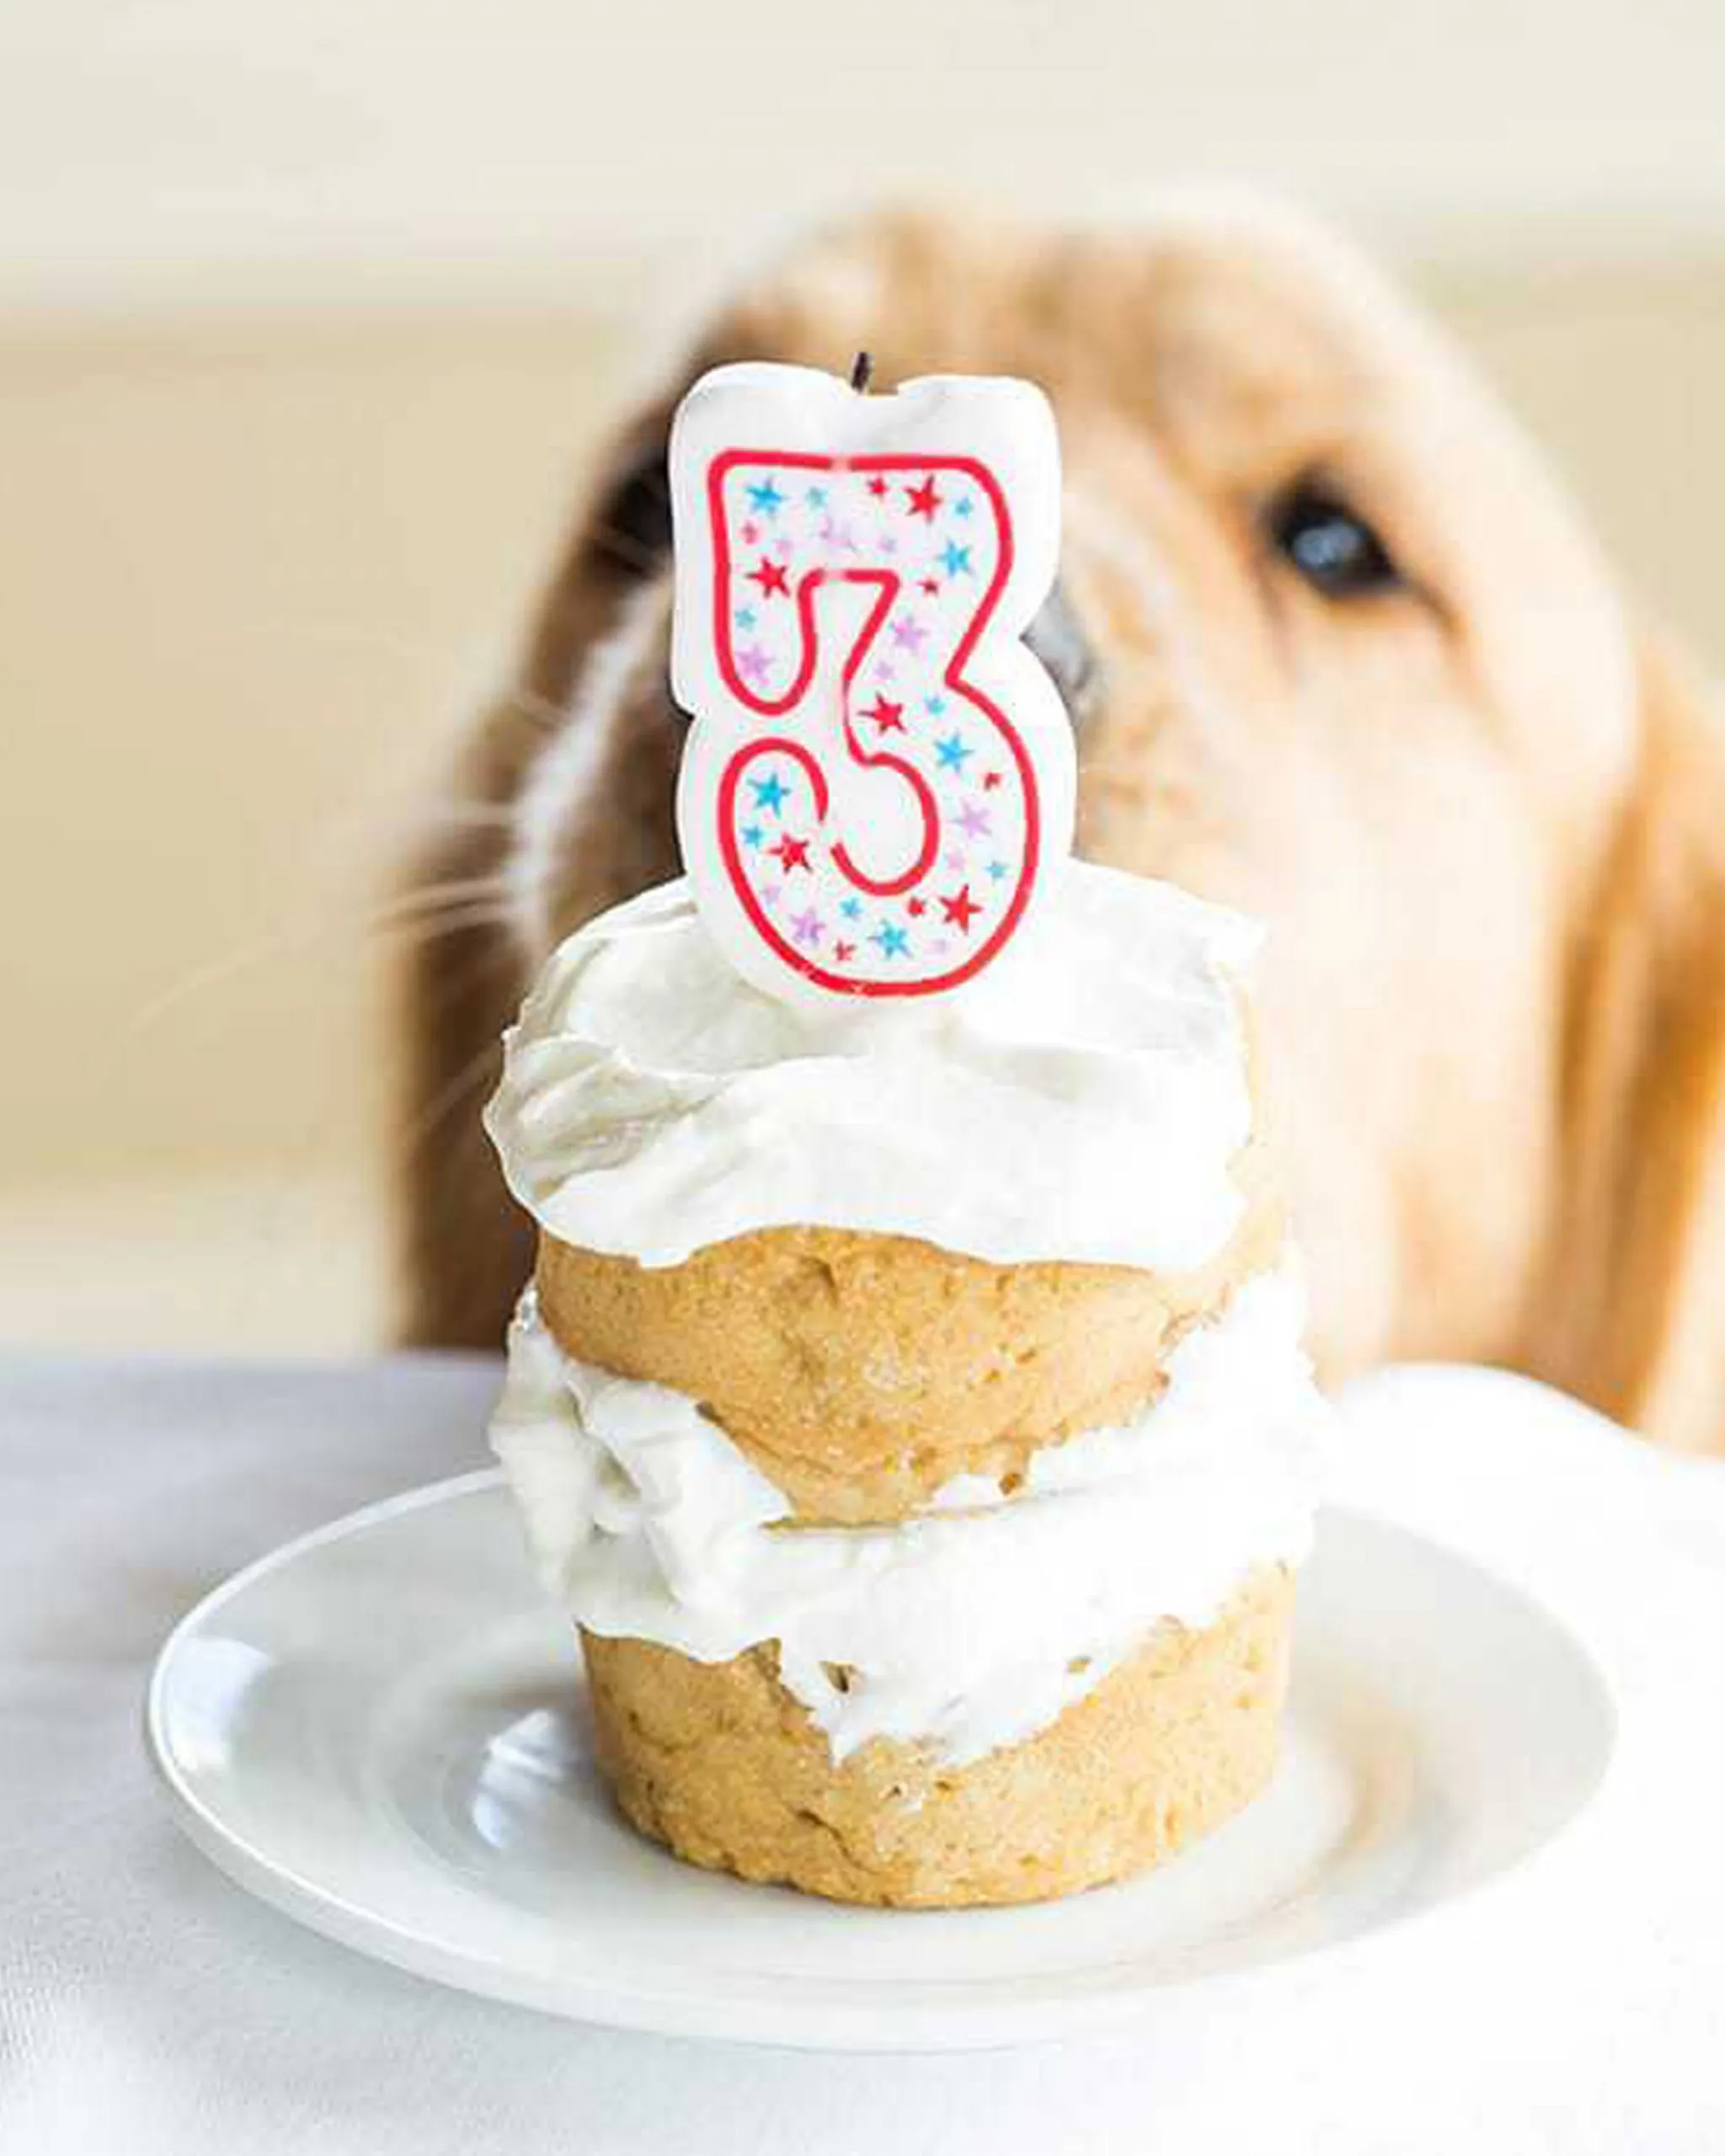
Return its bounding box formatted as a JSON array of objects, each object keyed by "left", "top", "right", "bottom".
[{"left": 1027, "top": 580, "right": 1101, "bottom": 735}]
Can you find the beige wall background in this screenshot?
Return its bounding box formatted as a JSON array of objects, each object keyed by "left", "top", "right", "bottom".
[{"left": 3, "top": 2, "right": 1723, "bottom": 1354}]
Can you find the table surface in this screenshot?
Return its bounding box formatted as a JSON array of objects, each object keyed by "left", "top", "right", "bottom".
[{"left": 4, "top": 1348, "right": 1724, "bottom": 2156}]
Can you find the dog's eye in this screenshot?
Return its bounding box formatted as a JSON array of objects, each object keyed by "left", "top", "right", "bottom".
[
  {"left": 1027, "top": 580, "right": 1101, "bottom": 734},
  {"left": 1264, "top": 482, "right": 1401, "bottom": 598},
  {"left": 590, "top": 436, "right": 672, "bottom": 581}
]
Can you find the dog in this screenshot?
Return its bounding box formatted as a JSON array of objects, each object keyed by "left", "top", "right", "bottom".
[{"left": 397, "top": 197, "right": 1725, "bottom": 1452}]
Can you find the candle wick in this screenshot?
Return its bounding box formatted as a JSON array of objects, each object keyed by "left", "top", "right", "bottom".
[{"left": 849, "top": 350, "right": 874, "bottom": 395}]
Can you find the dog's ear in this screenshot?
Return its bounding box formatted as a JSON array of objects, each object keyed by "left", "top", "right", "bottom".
[{"left": 1539, "top": 632, "right": 1725, "bottom": 1450}]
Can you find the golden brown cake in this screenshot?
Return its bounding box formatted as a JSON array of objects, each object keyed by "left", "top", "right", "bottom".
[
  {"left": 485, "top": 868, "right": 1325, "bottom": 1908},
  {"left": 535, "top": 1148, "right": 1284, "bottom": 1523},
  {"left": 583, "top": 1571, "right": 1292, "bottom": 1908}
]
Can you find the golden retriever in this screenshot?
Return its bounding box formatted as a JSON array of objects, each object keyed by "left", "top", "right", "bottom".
[{"left": 397, "top": 198, "right": 1725, "bottom": 1452}]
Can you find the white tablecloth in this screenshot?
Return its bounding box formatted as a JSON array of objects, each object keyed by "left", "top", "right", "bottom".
[{"left": 3, "top": 1349, "right": 1723, "bottom": 2154}]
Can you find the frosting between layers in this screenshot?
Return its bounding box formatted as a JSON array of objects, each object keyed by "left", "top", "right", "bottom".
[
  {"left": 485, "top": 862, "right": 1261, "bottom": 1273},
  {"left": 490, "top": 1272, "right": 1325, "bottom": 1766}
]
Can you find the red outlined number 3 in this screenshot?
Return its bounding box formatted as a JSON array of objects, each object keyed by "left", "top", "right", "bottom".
[{"left": 670, "top": 366, "right": 1073, "bottom": 1005}]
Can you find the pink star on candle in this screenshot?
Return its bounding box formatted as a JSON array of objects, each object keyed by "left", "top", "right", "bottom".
[
  {"left": 819, "top": 517, "right": 857, "bottom": 552},
  {"left": 890, "top": 614, "right": 928, "bottom": 654},
  {"left": 737, "top": 643, "right": 772, "bottom": 686},
  {"left": 761, "top": 883, "right": 782, "bottom": 909},
  {"left": 788, "top": 906, "right": 825, "bottom": 947},
  {"left": 741, "top": 520, "right": 760, "bottom": 545},
  {"left": 956, "top": 802, "right": 992, "bottom": 840},
  {"left": 944, "top": 848, "right": 966, "bottom": 872}
]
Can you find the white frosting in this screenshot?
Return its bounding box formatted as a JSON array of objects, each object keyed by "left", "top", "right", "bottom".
[
  {"left": 485, "top": 861, "right": 1261, "bottom": 1273},
  {"left": 490, "top": 1272, "right": 1324, "bottom": 1767}
]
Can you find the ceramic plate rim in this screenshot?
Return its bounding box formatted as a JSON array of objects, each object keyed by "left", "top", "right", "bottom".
[{"left": 145, "top": 1471, "right": 1616, "bottom": 2052}]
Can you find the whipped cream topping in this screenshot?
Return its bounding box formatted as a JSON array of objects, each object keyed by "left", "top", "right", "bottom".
[
  {"left": 485, "top": 862, "right": 1260, "bottom": 1274},
  {"left": 490, "top": 1272, "right": 1325, "bottom": 1766}
]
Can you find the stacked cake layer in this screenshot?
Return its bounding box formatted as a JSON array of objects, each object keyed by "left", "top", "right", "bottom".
[{"left": 485, "top": 864, "right": 1326, "bottom": 1907}]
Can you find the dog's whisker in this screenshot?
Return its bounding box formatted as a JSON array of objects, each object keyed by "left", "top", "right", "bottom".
[
  {"left": 130, "top": 894, "right": 520, "bottom": 1034},
  {"left": 399, "top": 1037, "right": 511, "bottom": 1155},
  {"left": 492, "top": 685, "right": 574, "bottom": 736},
  {"left": 130, "top": 931, "right": 318, "bottom": 1033},
  {"left": 373, "top": 877, "right": 519, "bottom": 925},
  {"left": 366, "top": 905, "right": 519, "bottom": 953}
]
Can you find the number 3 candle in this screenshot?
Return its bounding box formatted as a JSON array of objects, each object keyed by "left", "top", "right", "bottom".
[{"left": 669, "top": 360, "right": 1075, "bottom": 1005}]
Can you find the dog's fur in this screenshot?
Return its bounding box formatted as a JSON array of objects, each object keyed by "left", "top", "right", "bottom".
[{"left": 398, "top": 200, "right": 1725, "bottom": 1451}]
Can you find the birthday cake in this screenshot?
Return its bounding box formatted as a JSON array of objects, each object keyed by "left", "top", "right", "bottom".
[{"left": 481, "top": 363, "right": 1326, "bottom": 1907}]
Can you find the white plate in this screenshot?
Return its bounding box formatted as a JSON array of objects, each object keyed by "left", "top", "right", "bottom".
[{"left": 147, "top": 1471, "right": 1614, "bottom": 2052}]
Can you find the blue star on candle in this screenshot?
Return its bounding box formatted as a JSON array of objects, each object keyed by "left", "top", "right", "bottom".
[
  {"left": 734, "top": 606, "right": 756, "bottom": 631},
  {"left": 840, "top": 895, "right": 863, "bottom": 921},
  {"left": 953, "top": 495, "right": 975, "bottom": 519},
  {"left": 750, "top": 772, "right": 791, "bottom": 814},
  {"left": 939, "top": 541, "right": 973, "bottom": 578},
  {"left": 871, "top": 921, "right": 911, "bottom": 960},
  {"left": 935, "top": 732, "right": 973, "bottom": 773},
  {"left": 925, "top": 694, "right": 948, "bottom": 716},
  {"left": 804, "top": 485, "right": 828, "bottom": 509},
  {"left": 987, "top": 858, "right": 1009, "bottom": 881},
  {"left": 747, "top": 478, "right": 786, "bottom": 517},
  {"left": 741, "top": 824, "right": 764, "bottom": 850}
]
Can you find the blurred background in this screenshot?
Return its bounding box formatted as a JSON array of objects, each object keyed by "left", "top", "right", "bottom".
[{"left": 3, "top": 0, "right": 1722, "bottom": 1358}]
